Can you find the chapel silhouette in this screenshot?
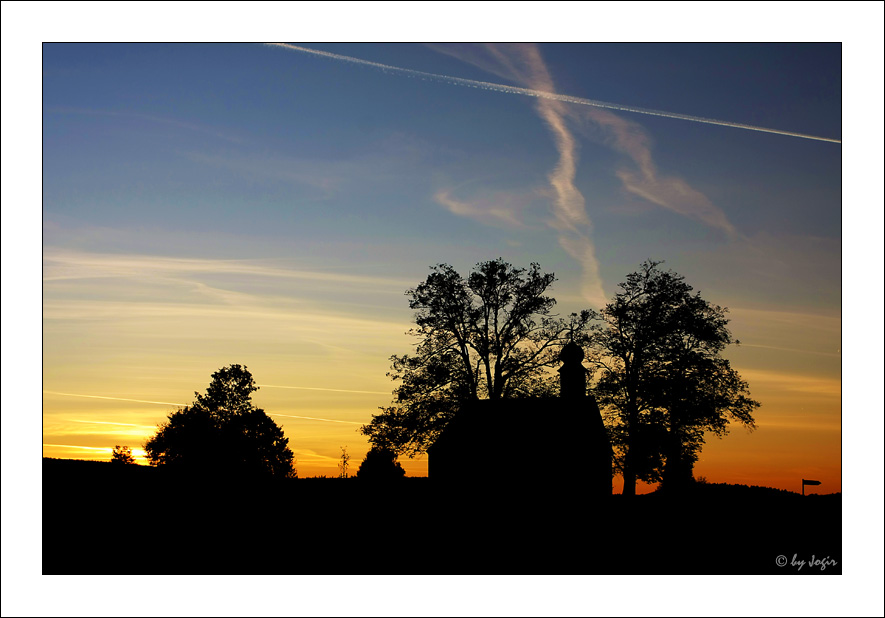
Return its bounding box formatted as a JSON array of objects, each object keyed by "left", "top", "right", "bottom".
[{"left": 427, "top": 341, "right": 612, "bottom": 496}]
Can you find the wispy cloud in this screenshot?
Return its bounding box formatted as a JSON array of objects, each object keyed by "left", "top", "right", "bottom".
[
  {"left": 435, "top": 44, "right": 742, "bottom": 281},
  {"left": 728, "top": 306, "right": 841, "bottom": 333},
  {"left": 184, "top": 151, "right": 343, "bottom": 197},
  {"left": 289, "top": 448, "right": 343, "bottom": 463},
  {"left": 42, "top": 299, "right": 406, "bottom": 343},
  {"left": 428, "top": 43, "right": 607, "bottom": 305},
  {"left": 270, "top": 43, "right": 749, "bottom": 298},
  {"left": 557, "top": 234, "right": 606, "bottom": 307},
  {"left": 258, "top": 384, "right": 389, "bottom": 395},
  {"left": 43, "top": 391, "right": 186, "bottom": 407},
  {"left": 432, "top": 189, "right": 526, "bottom": 228},
  {"left": 737, "top": 343, "right": 841, "bottom": 358},
  {"left": 432, "top": 44, "right": 590, "bottom": 231},
  {"left": 43, "top": 443, "right": 150, "bottom": 463},
  {"left": 68, "top": 419, "right": 157, "bottom": 428},
  {"left": 42, "top": 248, "right": 411, "bottom": 289},
  {"left": 185, "top": 131, "right": 436, "bottom": 200},
  {"left": 586, "top": 108, "right": 739, "bottom": 237},
  {"left": 42, "top": 249, "right": 413, "bottom": 355},
  {"left": 267, "top": 412, "right": 365, "bottom": 425},
  {"left": 44, "top": 106, "right": 246, "bottom": 144},
  {"left": 739, "top": 369, "right": 841, "bottom": 398},
  {"left": 726, "top": 306, "right": 841, "bottom": 358},
  {"left": 43, "top": 443, "right": 113, "bottom": 452},
  {"left": 751, "top": 414, "right": 841, "bottom": 431}
]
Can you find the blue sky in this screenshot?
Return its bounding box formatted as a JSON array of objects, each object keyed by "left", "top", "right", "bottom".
[{"left": 42, "top": 42, "right": 842, "bottom": 301}]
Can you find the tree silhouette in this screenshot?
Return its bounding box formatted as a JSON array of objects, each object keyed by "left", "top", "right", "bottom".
[
  {"left": 338, "top": 446, "right": 351, "bottom": 479},
  {"left": 361, "top": 259, "right": 592, "bottom": 456},
  {"left": 143, "top": 365, "right": 296, "bottom": 478},
  {"left": 110, "top": 445, "right": 136, "bottom": 465},
  {"left": 589, "top": 261, "right": 759, "bottom": 494},
  {"left": 355, "top": 446, "right": 406, "bottom": 480}
]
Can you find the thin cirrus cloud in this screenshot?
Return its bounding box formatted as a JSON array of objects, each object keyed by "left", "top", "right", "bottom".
[
  {"left": 725, "top": 305, "right": 841, "bottom": 354},
  {"left": 288, "top": 448, "right": 343, "bottom": 463},
  {"left": 42, "top": 249, "right": 413, "bottom": 346},
  {"left": 44, "top": 391, "right": 378, "bottom": 425},
  {"left": 68, "top": 419, "right": 156, "bottom": 428},
  {"left": 728, "top": 306, "right": 841, "bottom": 333},
  {"left": 42, "top": 247, "right": 411, "bottom": 289},
  {"left": 258, "top": 384, "right": 389, "bottom": 395},
  {"left": 42, "top": 298, "right": 407, "bottom": 344},
  {"left": 42, "top": 248, "right": 413, "bottom": 371},
  {"left": 44, "top": 106, "right": 248, "bottom": 145},
  {"left": 42, "top": 390, "right": 187, "bottom": 407},
  {"left": 43, "top": 443, "right": 117, "bottom": 453},
  {"left": 737, "top": 369, "right": 841, "bottom": 399},
  {"left": 432, "top": 189, "right": 527, "bottom": 229},
  {"left": 266, "top": 412, "right": 365, "bottom": 425},
  {"left": 589, "top": 106, "right": 739, "bottom": 237},
  {"left": 184, "top": 131, "right": 435, "bottom": 199}
]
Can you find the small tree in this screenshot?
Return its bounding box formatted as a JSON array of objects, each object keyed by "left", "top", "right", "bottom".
[
  {"left": 338, "top": 446, "right": 351, "bottom": 479},
  {"left": 110, "top": 445, "right": 136, "bottom": 465},
  {"left": 144, "top": 365, "right": 296, "bottom": 478},
  {"left": 356, "top": 446, "right": 406, "bottom": 480}
]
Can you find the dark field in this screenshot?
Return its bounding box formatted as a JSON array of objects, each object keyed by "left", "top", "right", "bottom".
[{"left": 43, "top": 458, "right": 841, "bottom": 575}]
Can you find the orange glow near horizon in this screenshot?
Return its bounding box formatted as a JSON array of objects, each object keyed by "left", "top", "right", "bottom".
[
  {"left": 40, "top": 251, "right": 842, "bottom": 491},
  {"left": 42, "top": 357, "right": 842, "bottom": 492},
  {"left": 41, "top": 298, "right": 843, "bottom": 490}
]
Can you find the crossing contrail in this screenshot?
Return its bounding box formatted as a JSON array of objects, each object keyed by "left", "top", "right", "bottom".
[{"left": 266, "top": 43, "right": 841, "bottom": 144}]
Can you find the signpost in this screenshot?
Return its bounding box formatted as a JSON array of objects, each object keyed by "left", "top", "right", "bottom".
[{"left": 801, "top": 479, "right": 821, "bottom": 496}]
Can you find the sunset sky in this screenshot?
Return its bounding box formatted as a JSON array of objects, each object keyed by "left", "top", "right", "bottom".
[{"left": 37, "top": 40, "right": 848, "bottom": 490}]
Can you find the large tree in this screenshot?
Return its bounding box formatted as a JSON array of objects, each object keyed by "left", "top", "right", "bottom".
[
  {"left": 144, "top": 364, "right": 296, "bottom": 478},
  {"left": 589, "top": 261, "right": 759, "bottom": 494},
  {"left": 361, "top": 259, "right": 591, "bottom": 456}
]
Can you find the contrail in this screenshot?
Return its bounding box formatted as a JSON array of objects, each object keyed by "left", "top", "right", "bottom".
[
  {"left": 43, "top": 443, "right": 113, "bottom": 452},
  {"left": 267, "top": 43, "right": 841, "bottom": 144},
  {"left": 267, "top": 412, "right": 364, "bottom": 425},
  {"left": 68, "top": 419, "right": 156, "bottom": 428},
  {"left": 43, "top": 390, "right": 186, "bottom": 406},
  {"left": 258, "top": 384, "right": 389, "bottom": 395}
]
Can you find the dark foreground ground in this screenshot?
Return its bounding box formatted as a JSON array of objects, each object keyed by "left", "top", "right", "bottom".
[{"left": 43, "top": 458, "right": 841, "bottom": 575}]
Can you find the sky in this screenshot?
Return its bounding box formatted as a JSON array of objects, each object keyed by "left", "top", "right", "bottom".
[
  {"left": 36, "top": 39, "right": 846, "bottom": 482},
  {"left": 3, "top": 2, "right": 883, "bottom": 615},
  {"left": 36, "top": 40, "right": 848, "bottom": 490}
]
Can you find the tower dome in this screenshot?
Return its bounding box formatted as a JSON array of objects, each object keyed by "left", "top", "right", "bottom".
[
  {"left": 558, "top": 341, "right": 587, "bottom": 400},
  {"left": 559, "top": 340, "right": 585, "bottom": 364}
]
